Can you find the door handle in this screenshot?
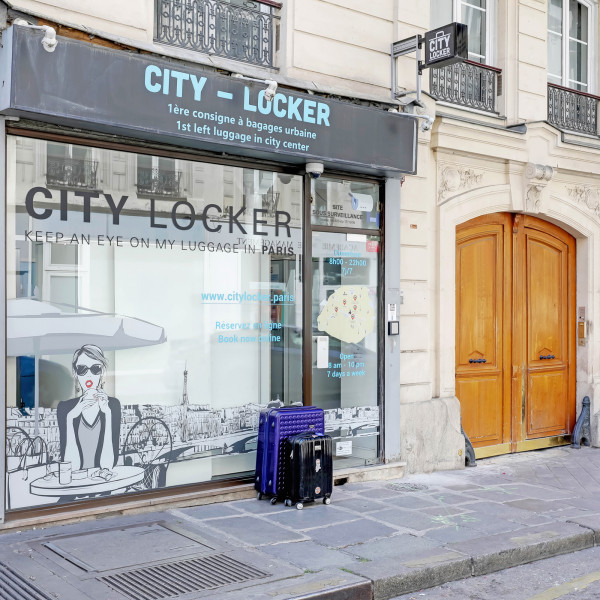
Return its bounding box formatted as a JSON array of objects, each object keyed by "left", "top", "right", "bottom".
[
  {"left": 469, "top": 358, "right": 487, "bottom": 364},
  {"left": 539, "top": 354, "right": 555, "bottom": 360}
]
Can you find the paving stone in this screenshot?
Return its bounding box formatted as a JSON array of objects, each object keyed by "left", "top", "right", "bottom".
[
  {"left": 177, "top": 503, "right": 243, "bottom": 520},
  {"left": 420, "top": 505, "right": 468, "bottom": 518},
  {"left": 423, "top": 525, "right": 487, "bottom": 544},
  {"left": 463, "top": 515, "right": 524, "bottom": 535},
  {"left": 343, "top": 533, "right": 442, "bottom": 561},
  {"left": 504, "top": 498, "right": 566, "bottom": 513},
  {"left": 258, "top": 540, "right": 361, "bottom": 569},
  {"left": 306, "top": 518, "right": 397, "bottom": 548},
  {"left": 368, "top": 508, "right": 442, "bottom": 531},
  {"left": 356, "top": 487, "right": 405, "bottom": 500},
  {"left": 229, "top": 498, "right": 290, "bottom": 515},
  {"left": 332, "top": 497, "right": 389, "bottom": 513},
  {"left": 443, "top": 484, "right": 485, "bottom": 491},
  {"left": 547, "top": 507, "right": 599, "bottom": 521},
  {"left": 386, "top": 494, "right": 440, "bottom": 510},
  {"left": 499, "top": 483, "right": 578, "bottom": 500},
  {"left": 565, "top": 496, "right": 600, "bottom": 512},
  {"left": 468, "top": 487, "right": 528, "bottom": 502},
  {"left": 426, "top": 491, "right": 480, "bottom": 505},
  {"left": 204, "top": 515, "right": 307, "bottom": 546},
  {"left": 265, "top": 505, "right": 358, "bottom": 530},
  {"left": 463, "top": 500, "right": 541, "bottom": 523}
]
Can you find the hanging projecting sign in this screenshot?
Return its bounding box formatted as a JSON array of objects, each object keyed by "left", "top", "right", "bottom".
[
  {"left": 423, "top": 22, "right": 468, "bottom": 68},
  {"left": 425, "top": 23, "right": 468, "bottom": 67},
  {"left": 0, "top": 26, "right": 417, "bottom": 175}
]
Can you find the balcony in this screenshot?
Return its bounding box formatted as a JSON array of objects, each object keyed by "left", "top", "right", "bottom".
[
  {"left": 547, "top": 84, "right": 599, "bottom": 136},
  {"left": 46, "top": 157, "right": 99, "bottom": 190},
  {"left": 429, "top": 60, "right": 501, "bottom": 114},
  {"left": 155, "top": 0, "right": 280, "bottom": 69},
  {"left": 136, "top": 167, "right": 183, "bottom": 198}
]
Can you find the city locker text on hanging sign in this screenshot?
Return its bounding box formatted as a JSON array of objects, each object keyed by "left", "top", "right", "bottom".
[
  {"left": 144, "top": 66, "right": 331, "bottom": 126},
  {"left": 423, "top": 22, "right": 468, "bottom": 69}
]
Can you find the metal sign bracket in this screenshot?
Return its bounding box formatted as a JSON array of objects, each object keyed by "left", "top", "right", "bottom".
[{"left": 390, "top": 35, "right": 424, "bottom": 104}]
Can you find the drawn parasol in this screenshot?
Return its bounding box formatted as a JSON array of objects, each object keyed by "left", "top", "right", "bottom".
[{"left": 7, "top": 297, "right": 167, "bottom": 432}]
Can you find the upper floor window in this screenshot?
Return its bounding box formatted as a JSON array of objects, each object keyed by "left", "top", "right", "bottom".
[
  {"left": 46, "top": 142, "right": 99, "bottom": 191},
  {"left": 431, "top": 0, "right": 496, "bottom": 65},
  {"left": 548, "top": 0, "right": 592, "bottom": 92},
  {"left": 155, "top": 0, "right": 280, "bottom": 69}
]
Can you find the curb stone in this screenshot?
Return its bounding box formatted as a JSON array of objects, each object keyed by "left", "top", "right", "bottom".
[{"left": 323, "top": 525, "right": 595, "bottom": 600}]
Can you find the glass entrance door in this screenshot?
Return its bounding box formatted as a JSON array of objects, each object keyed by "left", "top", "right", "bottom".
[{"left": 309, "top": 177, "right": 382, "bottom": 468}]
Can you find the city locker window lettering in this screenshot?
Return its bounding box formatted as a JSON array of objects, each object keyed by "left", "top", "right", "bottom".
[
  {"left": 5, "top": 135, "right": 305, "bottom": 510},
  {"left": 547, "top": 0, "right": 594, "bottom": 92}
]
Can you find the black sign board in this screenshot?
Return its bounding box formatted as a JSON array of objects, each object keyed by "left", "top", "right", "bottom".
[
  {"left": 424, "top": 23, "right": 468, "bottom": 68},
  {"left": 0, "top": 26, "right": 418, "bottom": 175}
]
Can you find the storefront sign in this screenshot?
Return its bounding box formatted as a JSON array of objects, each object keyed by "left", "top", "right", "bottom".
[
  {"left": 423, "top": 23, "right": 468, "bottom": 68},
  {"left": 0, "top": 26, "right": 417, "bottom": 175}
]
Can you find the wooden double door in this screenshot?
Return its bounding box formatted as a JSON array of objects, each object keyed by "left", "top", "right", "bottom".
[{"left": 456, "top": 213, "right": 576, "bottom": 457}]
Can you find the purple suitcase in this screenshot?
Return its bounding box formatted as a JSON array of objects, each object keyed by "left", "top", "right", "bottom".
[{"left": 255, "top": 406, "right": 324, "bottom": 502}]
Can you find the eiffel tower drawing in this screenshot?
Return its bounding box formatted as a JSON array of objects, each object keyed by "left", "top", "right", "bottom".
[{"left": 179, "top": 363, "right": 190, "bottom": 443}]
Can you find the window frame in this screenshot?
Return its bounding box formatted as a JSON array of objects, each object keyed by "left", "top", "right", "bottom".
[
  {"left": 454, "top": 0, "right": 497, "bottom": 66},
  {"left": 547, "top": 0, "right": 597, "bottom": 93}
]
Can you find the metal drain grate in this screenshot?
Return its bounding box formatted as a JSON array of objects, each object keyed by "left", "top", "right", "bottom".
[
  {"left": 0, "top": 562, "right": 54, "bottom": 600},
  {"left": 386, "top": 482, "right": 429, "bottom": 492},
  {"left": 99, "top": 553, "right": 269, "bottom": 600}
]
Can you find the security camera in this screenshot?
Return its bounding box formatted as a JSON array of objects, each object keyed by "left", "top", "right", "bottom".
[
  {"left": 13, "top": 18, "right": 57, "bottom": 52},
  {"left": 420, "top": 116, "right": 435, "bottom": 132},
  {"left": 306, "top": 162, "right": 324, "bottom": 179},
  {"left": 264, "top": 80, "right": 278, "bottom": 102}
]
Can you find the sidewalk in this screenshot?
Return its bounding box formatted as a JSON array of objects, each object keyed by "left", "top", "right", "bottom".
[{"left": 3, "top": 446, "right": 600, "bottom": 600}]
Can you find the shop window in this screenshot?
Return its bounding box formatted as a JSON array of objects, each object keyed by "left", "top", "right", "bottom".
[
  {"left": 547, "top": 0, "right": 594, "bottom": 92},
  {"left": 6, "top": 135, "right": 303, "bottom": 511}
]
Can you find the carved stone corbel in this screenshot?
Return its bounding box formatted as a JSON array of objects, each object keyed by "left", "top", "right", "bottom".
[{"left": 524, "top": 163, "right": 554, "bottom": 213}]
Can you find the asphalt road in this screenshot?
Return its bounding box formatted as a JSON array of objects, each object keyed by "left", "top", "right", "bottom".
[{"left": 392, "top": 546, "right": 600, "bottom": 600}]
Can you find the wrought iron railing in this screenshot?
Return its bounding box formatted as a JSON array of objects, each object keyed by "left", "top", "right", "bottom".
[
  {"left": 547, "top": 83, "right": 599, "bottom": 136},
  {"left": 136, "top": 167, "right": 183, "bottom": 198},
  {"left": 430, "top": 60, "right": 501, "bottom": 114},
  {"left": 155, "top": 0, "right": 280, "bottom": 68},
  {"left": 46, "top": 157, "right": 99, "bottom": 189}
]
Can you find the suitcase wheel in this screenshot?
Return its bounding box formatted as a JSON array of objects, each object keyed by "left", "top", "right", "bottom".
[
  {"left": 257, "top": 492, "right": 263, "bottom": 501},
  {"left": 323, "top": 497, "right": 331, "bottom": 505},
  {"left": 296, "top": 502, "right": 304, "bottom": 510},
  {"left": 284, "top": 499, "right": 292, "bottom": 507},
  {"left": 270, "top": 497, "right": 278, "bottom": 505}
]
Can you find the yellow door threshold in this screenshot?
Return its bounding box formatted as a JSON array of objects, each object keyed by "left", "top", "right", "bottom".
[{"left": 474, "top": 436, "right": 571, "bottom": 459}]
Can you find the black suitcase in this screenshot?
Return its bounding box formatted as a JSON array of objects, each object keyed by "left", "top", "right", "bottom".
[{"left": 284, "top": 432, "right": 333, "bottom": 510}]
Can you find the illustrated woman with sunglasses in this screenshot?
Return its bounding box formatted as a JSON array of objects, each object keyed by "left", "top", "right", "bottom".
[{"left": 57, "top": 345, "right": 121, "bottom": 471}]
